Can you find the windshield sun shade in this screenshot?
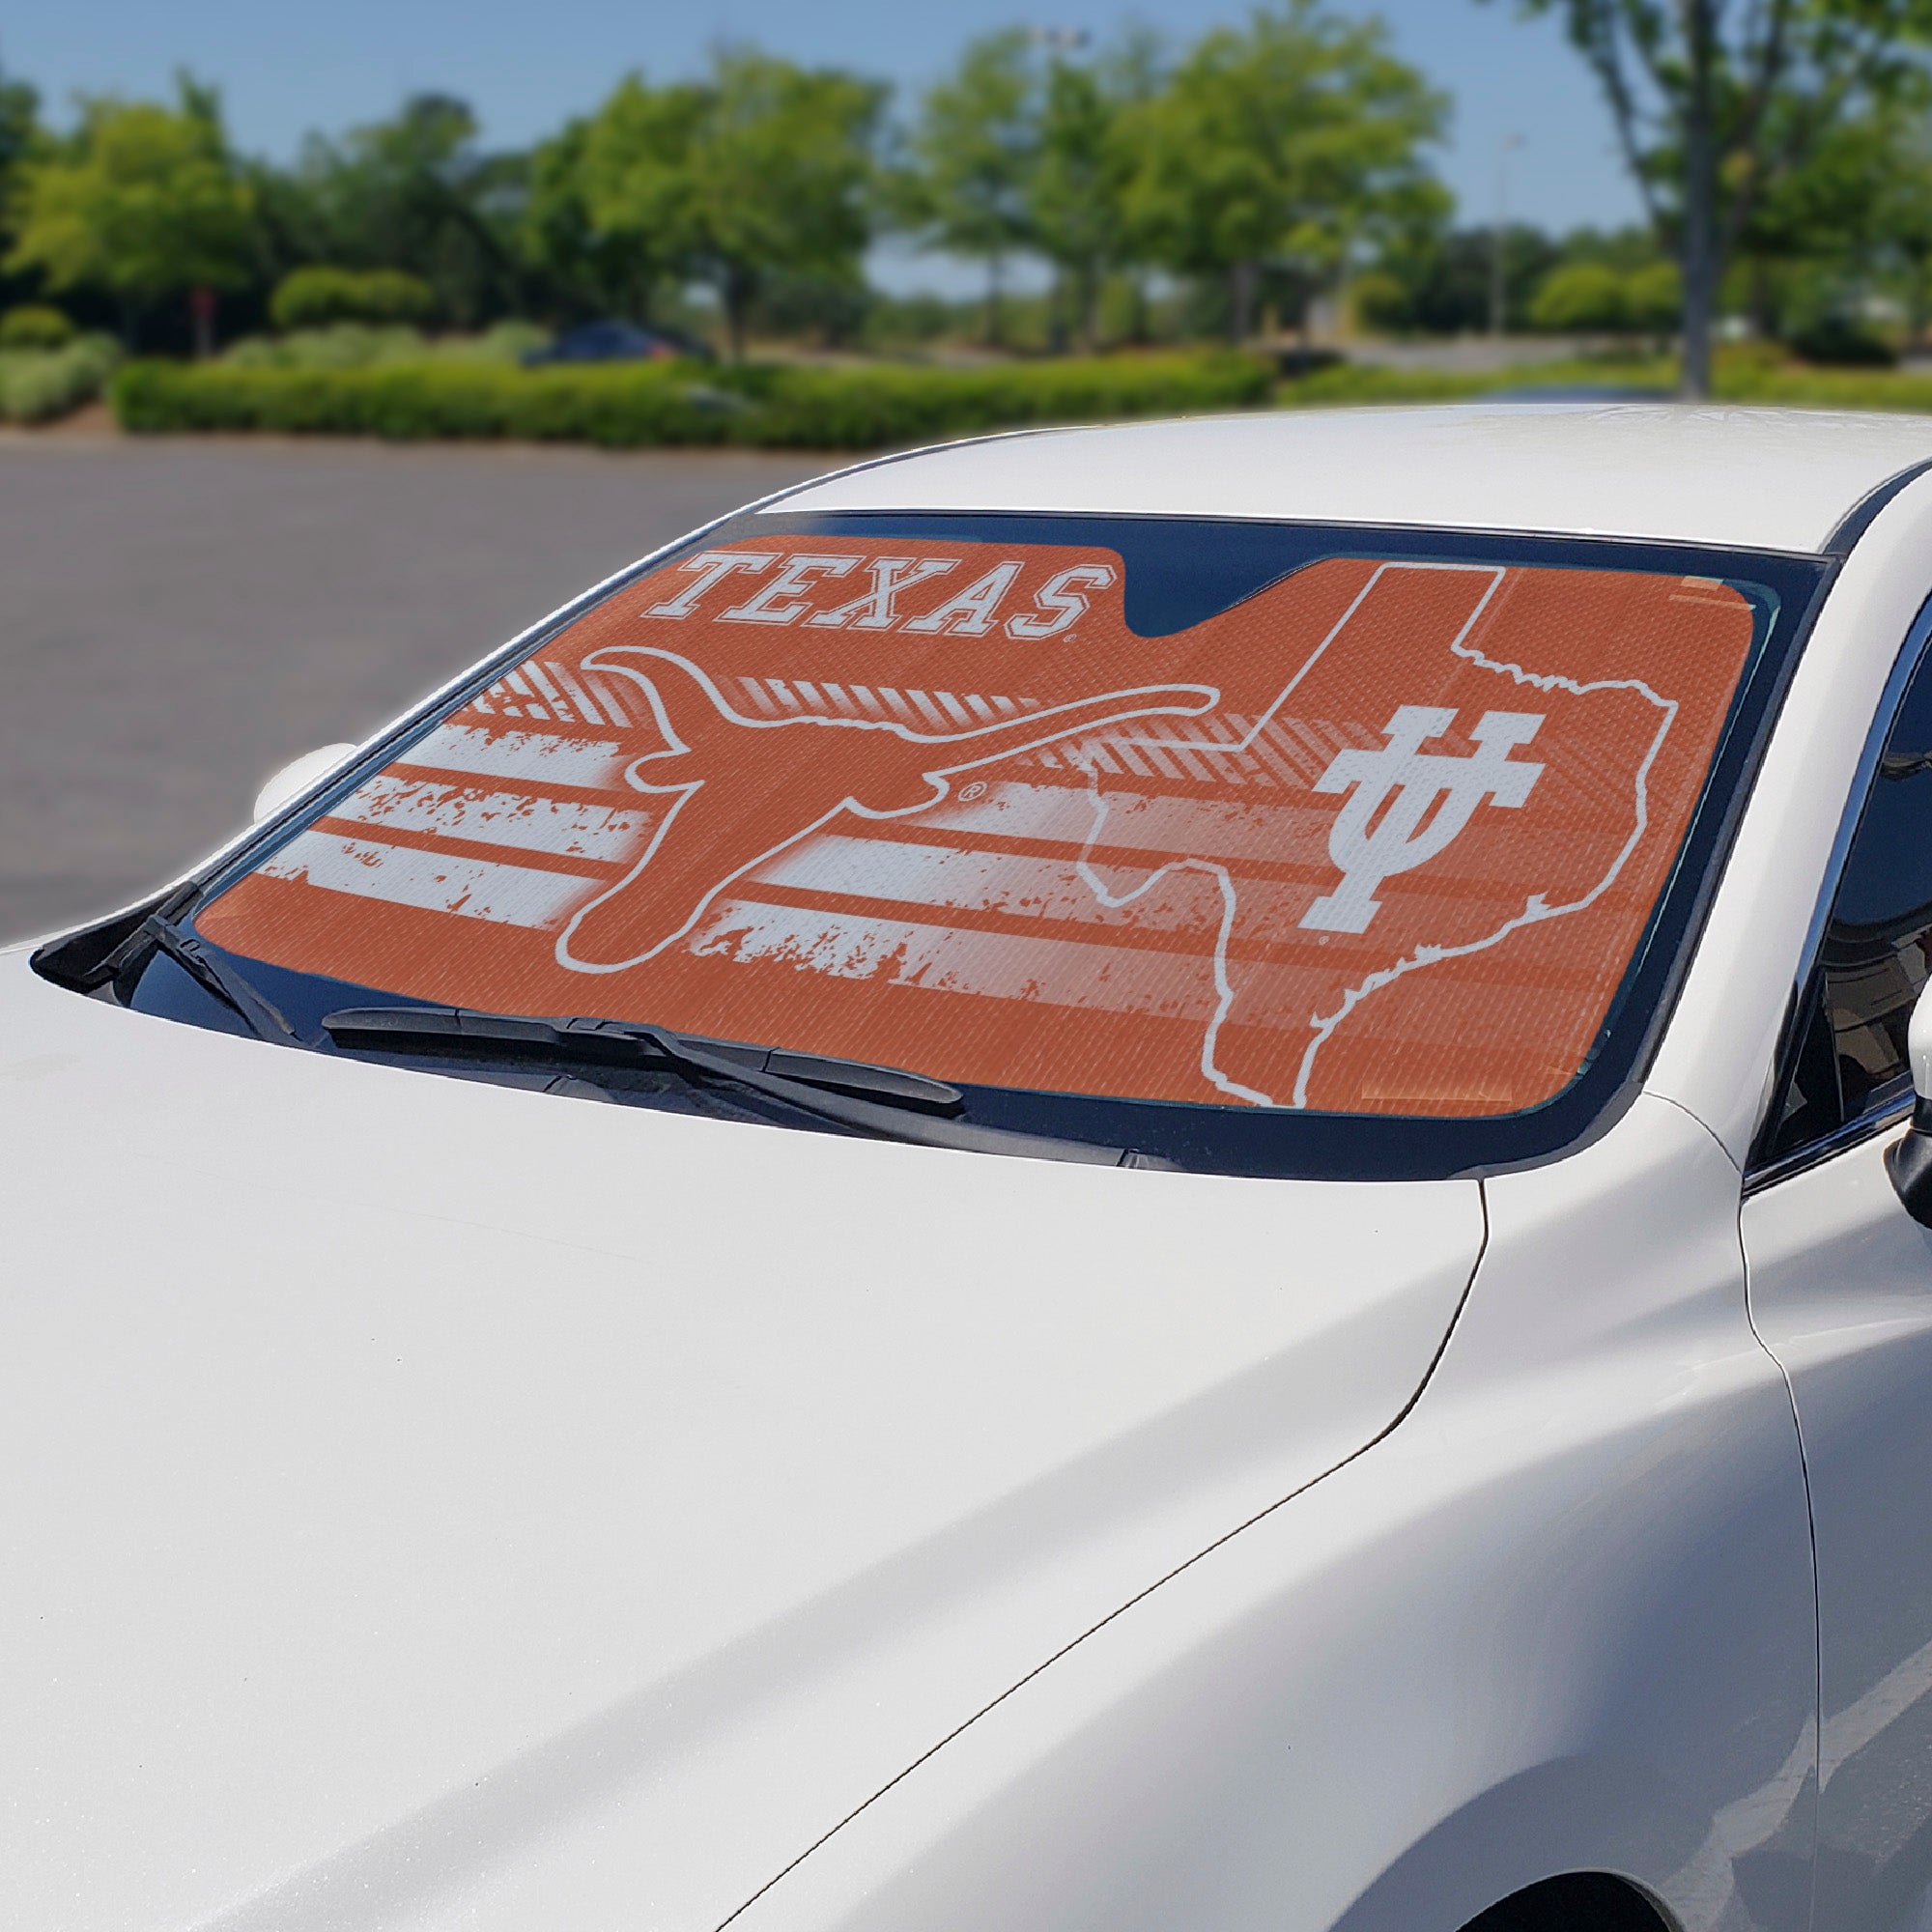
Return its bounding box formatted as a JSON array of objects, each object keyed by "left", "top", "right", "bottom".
[{"left": 170, "top": 512, "right": 1821, "bottom": 1177}]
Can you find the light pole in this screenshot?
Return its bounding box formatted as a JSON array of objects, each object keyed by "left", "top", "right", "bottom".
[{"left": 1491, "top": 133, "right": 1524, "bottom": 340}]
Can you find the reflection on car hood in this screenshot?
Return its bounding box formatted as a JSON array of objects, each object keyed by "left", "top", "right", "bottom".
[{"left": 0, "top": 950, "right": 1483, "bottom": 1931}]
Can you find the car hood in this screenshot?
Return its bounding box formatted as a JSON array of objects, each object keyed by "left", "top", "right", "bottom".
[{"left": 0, "top": 950, "right": 1483, "bottom": 1932}]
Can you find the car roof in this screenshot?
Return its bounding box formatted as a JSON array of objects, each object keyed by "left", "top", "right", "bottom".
[{"left": 771, "top": 402, "right": 1932, "bottom": 555}]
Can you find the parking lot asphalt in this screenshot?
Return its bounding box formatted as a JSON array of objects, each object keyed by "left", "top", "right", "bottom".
[{"left": 0, "top": 435, "right": 825, "bottom": 942}]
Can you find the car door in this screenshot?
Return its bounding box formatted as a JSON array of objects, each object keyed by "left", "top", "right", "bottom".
[{"left": 1743, "top": 628, "right": 1932, "bottom": 1931}]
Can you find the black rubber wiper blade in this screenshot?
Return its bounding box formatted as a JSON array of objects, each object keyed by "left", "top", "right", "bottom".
[
  {"left": 140, "top": 916, "right": 301, "bottom": 1045},
  {"left": 324, "top": 1006, "right": 961, "bottom": 1107},
  {"left": 575, "top": 1016, "right": 966, "bottom": 1113},
  {"left": 322, "top": 1005, "right": 1171, "bottom": 1169}
]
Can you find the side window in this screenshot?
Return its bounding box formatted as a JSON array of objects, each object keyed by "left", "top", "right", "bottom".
[{"left": 1764, "top": 647, "right": 1932, "bottom": 1163}]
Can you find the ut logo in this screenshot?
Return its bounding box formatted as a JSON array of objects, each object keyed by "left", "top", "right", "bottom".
[{"left": 1300, "top": 706, "right": 1546, "bottom": 934}]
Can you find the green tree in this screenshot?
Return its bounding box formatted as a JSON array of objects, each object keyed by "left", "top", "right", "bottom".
[
  {"left": 1868, "top": 115, "right": 1932, "bottom": 346},
  {"left": 269, "top": 265, "right": 434, "bottom": 329},
  {"left": 0, "top": 63, "right": 46, "bottom": 315},
  {"left": 285, "top": 96, "right": 525, "bottom": 326},
  {"left": 0, "top": 63, "right": 39, "bottom": 196},
  {"left": 1721, "top": 107, "right": 1881, "bottom": 336},
  {"left": 900, "top": 30, "right": 1038, "bottom": 345},
  {"left": 526, "top": 102, "right": 659, "bottom": 323},
  {"left": 550, "top": 74, "right": 710, "bottom": 325},
  {"left": 554, "top": 55, "right": 881, "bottom": 357},
  {"left": 1624, "top": 257, "right": 1684, "bottom": 330},
  {"left": 1368, "top": 222, "right": 1561, "bottom": 334},
  {"left": 1026, "top": 34, "right": 1163, "bottom": 350},
  {"left": 1529, "top": 259, "right": 1631, "bottom": 329},
  {"left": 679, "top": 52, "right": 886, "bottom": 358},
  {"left": 1499, "top": 0, "right": 1932, "bottom": 397},
  {"left": 7, "top": 78, "right": 254, "bottom": 348},
  {"left": 1350, "top": 266, "right": 1413, "bottom": 330},
  {"left": 519, "top": 116, "right": 607, "bottom": 319},
  {"left": 1030, "top": 57, "right": 1127, "bottom": 349},
  {"left": 1723, "top": 99, "right": 1932, "bottom": 347},
  {"left": 1123, "top": 1, "right": 1445, "bottom": 342}
]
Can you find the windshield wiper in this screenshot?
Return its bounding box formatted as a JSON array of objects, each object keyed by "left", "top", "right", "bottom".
[
  {"left": 321, "top": 1005, "right": 1171, "bottom": 1169},
  {"left": 136, "top": 915, "right": 302, "bottom": 1045}
]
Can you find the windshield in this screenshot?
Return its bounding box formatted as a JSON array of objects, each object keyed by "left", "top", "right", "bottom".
[{"left": 123, "top": 512, "right": 1824, "bottom": 1178}]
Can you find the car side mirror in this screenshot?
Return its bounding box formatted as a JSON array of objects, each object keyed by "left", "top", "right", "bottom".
[
  {"left": 252, "top": 743, "right": 355, "bottom": 824},
  {"left": 1888, "top": 981, "right": 1932, "bottom": 1225}
]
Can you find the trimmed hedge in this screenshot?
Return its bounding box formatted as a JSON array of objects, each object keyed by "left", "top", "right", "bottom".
[
  {"left": 1719, "top": 363, "right": 1932, "bottom": 412},
  {"left": 728, "top": 355, "right": 1272, "bottom": 446},
  {"left": 1277, "top": 349, "right": 1932, "bottom": 413},
  {"left": 114, "top": 360, "right": 751, "bottom": 443},
  {"left": 0, "top": 333, "right": 120, "bottom": 423},
  {"left": 110, "top": 350, "right": 1274, "bottom": 449},
  {"left": 117, "top": 342, "right": 1932, "bottom": 444},
  {"left": 1277, "top": 362, "right": 1490, "bottom": 407},
  {"left": 1276, "top": 354, "right": 1686, "bottom": 409}
]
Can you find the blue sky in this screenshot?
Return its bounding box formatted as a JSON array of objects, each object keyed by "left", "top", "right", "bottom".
[{"left": 9, "top": 2, "right": 1643, "bottom": 287}]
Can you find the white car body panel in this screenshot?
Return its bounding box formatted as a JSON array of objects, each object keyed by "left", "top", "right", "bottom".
[
  {"left": 729, "top": 1098, "right": 1815, "bottom": 1932},
  {"left": 18, "top": 404, "right": 1932, "bottom": 1930},
  {"left": 1745, "top": 1134, "right": 1932, "bottom": 1931},
  {"left": 0, "top": 958, "right": 1479, "bottom": 1931},
  {"left": 779, "top": 404, "right": 1932, "bottom": 552}
]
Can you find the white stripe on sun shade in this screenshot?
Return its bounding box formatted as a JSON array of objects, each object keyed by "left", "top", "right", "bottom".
[
  {"left": 695, "top": 897, "right": 1221, "bottom": 1020},
  {"left": 260, "top": 832, "right": 593, "bottom": 929},
  {"left": 396, "top": 723, "right": 631, "bottom": 790},
  {"left": 330, "top": 774, "right": 656, "bottom": 864}
]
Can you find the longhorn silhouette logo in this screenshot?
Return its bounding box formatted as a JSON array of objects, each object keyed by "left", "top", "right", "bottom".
[
  {"left": 1299, "top": 706, "right": 1546, "bottom": 935},
  {"left": 556, "top": 646, "right": 1220, "bottom": 972}
]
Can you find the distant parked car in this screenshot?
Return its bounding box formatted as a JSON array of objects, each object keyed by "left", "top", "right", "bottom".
[{"left": 521, "top": 319, "right": 711, "bottom": 366}]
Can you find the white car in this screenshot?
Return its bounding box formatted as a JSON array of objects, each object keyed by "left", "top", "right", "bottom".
[{"left": 16, "top": 404, "right": 1932, "bottom": 1932}]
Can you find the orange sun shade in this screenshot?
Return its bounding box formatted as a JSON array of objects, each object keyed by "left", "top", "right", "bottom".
[{"left": 199, "top": 539, "right": 1754, "bottom": 1117}]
